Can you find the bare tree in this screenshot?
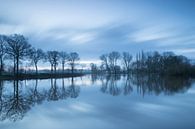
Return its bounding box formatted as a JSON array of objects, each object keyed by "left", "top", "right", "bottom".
[
  {"left": 0, "top": 35, "right": 7, "bottom": 75},
  {"left": 90, "top": 63, "right": 98, "bottom": 73},
  {"left": 59, "top": 51, "right": 69, "bottom": 73},
  {"left": 6, "top": 34, "right": 31, "bottom": 76},
  {"left": 29, "top": 48, "right": 44, "bottom": 74},
  {"left": 122, "top": 52, "right": 132, "bottom": 73},
  {"left": 68, "top": 52, "right": 80, "bottom": 74},
  {"left": 108, "top": 51, "right": 121, "bottom": 74},
  {"left": 46, "top": 51, "right": 59, "bottom": 73},
  {"left": 100, "top": 54, "right": 110, "bottom": 73}
]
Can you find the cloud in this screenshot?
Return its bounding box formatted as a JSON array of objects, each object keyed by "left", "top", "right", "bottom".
[
  {"left": 128, "top": 25, "right": 195, "bottom": 50},
  {"left": 170, "top": 48, "right": 195, "bottom": 54},
  {"left": 69, "top": 32, "right": 97, "bottom": 44},
  {"left": 129, "top": 26, "right": 171, "bottom": 43},
  {"left": 0, "top": 0, "right": 195, "bottom": 60},
  {"left": 0, "top": 24, "right": 26, "bottom": 35}
]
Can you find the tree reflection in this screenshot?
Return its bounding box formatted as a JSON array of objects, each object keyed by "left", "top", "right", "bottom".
[
  {"left": 0, "top": 81, "right": 4, "bottom": 117},
  {"left": 123, "top": 75, "right": 133, "bottom": 95},
  {"left": 0, "top": 80, "right": 31, "bottom": 122},
  {"left": 99, "top": 75, "right": 121, "bottom": 96},
  {"left": 59, "top": 78, "right": 69, "bottom": 99},
  {"left": 67, "top": 77, "right": 80, "bottom": 98},
  {"left": 0, "top": 74, "right": 193, "bottom": 122},
  {"left": 28, "top": 79, "right": 45, "bottom": 105},
  {"left": 97, "top": 74, "right": 192, "bottom": 96},
  {"left": 131, "top": 74, "right": 192, "bottom": 96},
  {"left": 0, "top": 77, "right": 80, "bottom": 122},
  {"left": 48, "top": 79, "right": 60, "bottom": 101}
]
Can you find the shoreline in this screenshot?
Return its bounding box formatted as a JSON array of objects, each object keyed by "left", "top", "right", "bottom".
[{"left": 0, "top": 73, "right": 85, "bottom": 80}]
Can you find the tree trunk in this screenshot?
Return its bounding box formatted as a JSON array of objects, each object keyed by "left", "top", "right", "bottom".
[
  {"left": 13, "top": 57, "right": 16, "bottom": 76},
  {"left": 16, "top": 56, "right": 19, "bottom": 77},
  {"left": 0, "top": 57, "right": 3, "bottom": 75},
  {"left": 35, "top": 64, "right": 38, "bottom": 74},
  {"left": 51, "top": 64, "right": 53, "bottom": 73},
  {"left": 54, "top": 65, "right": 57, "bottom": 73},
  {"left": 71, "top": 65, "right": 74, "bottom": 74},
  {"left": 62, "top": 63, "right": 64, "bottom": 73}
]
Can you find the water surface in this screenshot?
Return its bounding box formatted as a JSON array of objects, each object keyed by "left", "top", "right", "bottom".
[{"left": 0, "top": 74, "right": 195, "bottom": 129}]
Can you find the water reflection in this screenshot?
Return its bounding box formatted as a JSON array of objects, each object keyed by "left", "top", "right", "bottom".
[
  {"left": 0, "top": 80, "right": 31, "bottom": 122},
  {"left": 0, "top": 77, "right": 80, "bottom": 122},
  {"left": 100, "top": 74, "right": 122, "bottom": 96},
  {"left": 0, "top": 74, "right": 193, "bottom": 122},
  {"left": 94, "top": 74, "right": 192, "bottom": 96},
  {"left": 131, "top": 74, "right": 192, "bottom": 96}
]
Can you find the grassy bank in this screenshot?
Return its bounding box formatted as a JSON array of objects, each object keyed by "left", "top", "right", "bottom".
[{"left": 0, "top": 73, "right": 85, "bottom": 80}]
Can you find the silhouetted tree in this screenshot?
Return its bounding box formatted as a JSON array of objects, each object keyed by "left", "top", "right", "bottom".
[
  {"left": 90, "top": 63, "right": 98, "bottom": 73},
  {"left": 68, "top": 52, "right": 80, "bottom": 74},
  {"left": 47, "top": 51, "right": 60, "bottom": 73},
  {"left": 100, "top": 54, "right": 110, "bottom": 73},
  {"left": 29, "top": 48, "right": 44, "bottom": 74},
  {"left": 122, "top": 52, "right": 132, "bottom": 73},
  {"left": 6, "top": 34, "right": 31, "bottom": 76},
  {"left": 108, "top": 51, "right": 121, "bottom": 74},
  {"left": 132, "top": 51, "right": 191, "bottom": 76},
  {"left": 59, "top": 51, "right": 69, "bottom": 73},
  {"left": 0, "top": 35, "right": 7, "bottom": 75}
]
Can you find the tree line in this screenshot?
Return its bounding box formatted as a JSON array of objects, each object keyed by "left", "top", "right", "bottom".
[
  {"left": 91, "top": 51, "right": 195, "bottom": 76},
  {"left": 1, "top": 34, "right": 194, "bottom": 77},
  {"left": 0, "top": 34, "right": 80, "bottom": 76}
]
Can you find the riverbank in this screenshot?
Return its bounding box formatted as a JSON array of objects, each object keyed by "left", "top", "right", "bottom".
[{"left": 0, "top": 73, "right": 85, "bottom": 80}]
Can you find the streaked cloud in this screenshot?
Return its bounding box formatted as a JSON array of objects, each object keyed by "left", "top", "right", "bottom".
[
  {"left": 129, "top": 26, "right": 172, "bottom": 43},
  {"left": 0, "top": 0, "right": 194, "bottom": 60},
  {"left": 69, "top": 32, "right": 97, "bottom": 44}
]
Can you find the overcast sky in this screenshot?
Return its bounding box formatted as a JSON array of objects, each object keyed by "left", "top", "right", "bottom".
[{"left": 0, "top": 0, "right": 195, "bottom": 62}]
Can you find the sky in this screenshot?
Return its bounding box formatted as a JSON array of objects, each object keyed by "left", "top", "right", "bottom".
[{"left": 0, "top": 0, "right": 195, "bottom": 63}]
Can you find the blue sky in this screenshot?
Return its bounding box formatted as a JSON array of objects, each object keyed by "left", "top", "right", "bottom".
[{"left": 0, "top": 0, "right": 195, "bottom": 62}]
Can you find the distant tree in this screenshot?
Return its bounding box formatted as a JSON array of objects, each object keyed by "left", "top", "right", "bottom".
[
  {"left": 90, "top": 63, "right": 98, "bottom": 73},
  {"left": 6, "top": 34, "right": 31, "bottom": 76},
  {"left": 29, "top": 48, "right": 44, "bottom": 74},
  {"left": 68, "top": 52, "right": 80, "bottom": 74},
  {"left": 46, "top": 51, "right": 59, "bottom": 73},
  {"left": 0, "top": 35, "right": 7, "bottom": 75},
  {"left": 99, "top": 64, "right": 105, "bottom": 72},
  {"left": 108, "top": 51, "right": 121, "bottom": 74},
  {"left": 100, "top": 54, "right": 110, "bottom": 73},
  {"left": 80, "top": 63, "right": 86, "bottom": 73},
  {"left": 122, "top": 52, "right": 132, "bottom": 73},
  {"left": 132, "top": 51, "right": 191, "bottom": 75},
  {"left": 59, "top": 51, "right": 69, "bottom": 73}
]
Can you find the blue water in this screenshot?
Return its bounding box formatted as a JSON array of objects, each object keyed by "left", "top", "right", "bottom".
[{"left": 0, "top": 75, "right": 195, "bottom": 129}]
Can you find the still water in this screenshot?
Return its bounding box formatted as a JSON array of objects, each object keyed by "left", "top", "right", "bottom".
[{"left": 0, "top": 74, "right": 195, "bottom": 129}]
